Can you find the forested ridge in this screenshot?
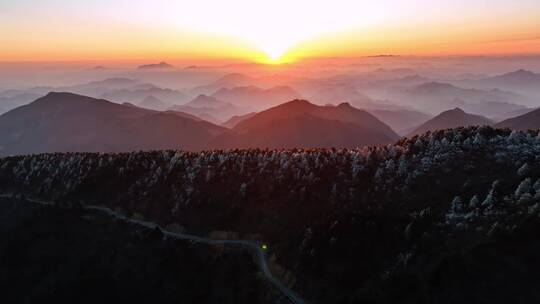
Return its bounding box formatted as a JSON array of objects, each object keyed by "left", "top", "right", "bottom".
[{"left": 1, "top": 126, "right": 540, "bottom": 303}]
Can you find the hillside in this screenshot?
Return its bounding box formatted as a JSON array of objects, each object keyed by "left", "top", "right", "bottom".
[
  {"left": 0, "top": 92, "right": 226, "bottom": 155},
  {"left": 495, "top": 107, "right": 540, "bottom": 130},
  {"left": 0, "top": 197, "right": 279, "bottom": 303},
  {"left": 408, "top": 107, "right": 492, "bottom": 136},
  {"left": 2, "top": 126, "right": 540, "bottom": 303},
  {"left": 211, "top": 100, "right": 400, "bottom": 149},
  {"left": 222, "top": 112, "right": 257, "bottom": 128}
]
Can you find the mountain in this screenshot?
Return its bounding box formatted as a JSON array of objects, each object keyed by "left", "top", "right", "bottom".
[
  {"left": 464, "top": 101, "right": 530, "bottom": 120},
  {"left": 404, "top": 82, "right": 527, "bottom": 115},
  {"left": 466, "top": 69, "right": 540, "bottom": 101},
  {"left": 0, "top": 92, "right": 226, "bottom": 155},
  {"left": 0, "top": 92, "right": 43, "bottom": 114},
  {"left": 64, "top": 78, "right": 143, "bottom": 97},
  {"left": 211, "top": 85, "right": 301, "bottom": 111},
  {"left": 495, "top": 107, "right": 540, "bottom": 130},
  {"left": 210, "top": 99, "right": 399, "bottom": 149},
  {"left": 3, "top": 127, "right": 540, "bottom": 304},
  {"left": 0, "top": 197, "right": 274, "bottom": 304},
  {"left": 221, "top": 112, "right": 257, "bottom": 128},
  {"left": 183, "top": 94, "right": 227, "bottom": 108},
  {"left": 480, "top": 69, "right": 540, "bottom": 87},
  {"left": 369, "top": 109, "right": 432, "bottom": 135},
  {"left": 492, "top": 107, "right": 536, "bottom": 122},
  {"left": 170, "top": 94, "right": 251, "bottom": 123},
  {"left": 100, "top": 87, "right": 191, "bottom": 106},
  {"left": 407, "top": 107, "right": 493, "bottom": 137},
  {"left": 137, "top": 62, "right": 174, "bottom": 70},
  {"left": 190, "top": 73, "right": 259, "bottom": 95},
  {"left": 138, "top": 95, "right": 167, "bottom": 111}
]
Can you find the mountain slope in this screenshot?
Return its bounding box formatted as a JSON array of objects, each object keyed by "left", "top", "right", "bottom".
[
  {"left": 0, "top": 92, "right": 225, "bottom": 155},
  {"left": 211, "top": 99, "right": 399, "bottom": 149},
  {"left": 495, "top": 107, "right": 540, "bottom": 130},
  {"left": 403, "top": 82, "right": 527, "bottom": 115},
  {"left": 222, "top": 112, "right": 257, "bottom": 128},
  {"left": 2, "top": 127, "right": 540, "bottom": 304},
  {"left": 138, "top": 95, "right": 167, "bottom": 110},
  {"left": 0, "top": 198, "right": 276, "bottom": 304},
  {"left": 407, "top": 108, "right": 492, "bottom": 137}
]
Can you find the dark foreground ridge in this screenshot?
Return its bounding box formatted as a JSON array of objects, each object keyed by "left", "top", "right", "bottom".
[
  {"left": 0, "top": 194, "right": 306, "bottom": 304},
  {"left": 2, "top": 126, "right": 540, "bottom": 303},
  {"left": 0, "top": 196, "right": 285, "bottom": 304}
]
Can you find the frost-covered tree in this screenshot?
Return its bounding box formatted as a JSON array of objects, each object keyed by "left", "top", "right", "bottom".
[
  {"left": 482, "top": 190, "right": 496, "bottom": 207},
  {"left": 514, "top": 178, "right": 532, "bottom": 199},
  {"left": 469, "top": 195, "right": 480, "bottom": 208},
  {"left": 517, "top": 163, "right": 530, "bottom": 177},
  {"left": 532, "top": 179, "right": 540, "bottom": 199}
]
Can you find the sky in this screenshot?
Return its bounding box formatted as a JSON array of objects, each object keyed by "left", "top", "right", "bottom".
[{"left": 1, "top": 0, "right": 540, "bottom": 63}]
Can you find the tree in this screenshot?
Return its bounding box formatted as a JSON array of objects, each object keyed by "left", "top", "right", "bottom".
[
  {"left": 482, "top": 190, "right": 496, "bottom": 207},
  {"left": 469, "top": 195, "right": 480, "bottom": 208},
  {"left": 517, "top": 163, "right": 530, "bottom": 177},
  {"left": 534, "top": 179, "right": 540, "bottom": 199},
  {"left": 514, "top": 178, "right": 532, "bottom": 199}
]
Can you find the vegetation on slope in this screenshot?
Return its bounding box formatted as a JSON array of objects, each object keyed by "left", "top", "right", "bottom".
[{"left": 1, "top": 126, "right": 540, "bottom": 303}]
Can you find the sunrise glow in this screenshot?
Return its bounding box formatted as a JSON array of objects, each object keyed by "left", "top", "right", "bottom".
[{"left": 0, "top": 0, "right": 539, "bottom": 62}]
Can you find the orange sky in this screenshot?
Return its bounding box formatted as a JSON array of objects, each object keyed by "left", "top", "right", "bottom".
[{"left": 1, "top": 1, "right": 540, "bottom": 64}]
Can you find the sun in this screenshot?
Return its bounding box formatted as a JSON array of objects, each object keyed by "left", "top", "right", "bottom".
[
  {"left": 262, "top": 48, "right": 287, "bottom": 64},
  {"left": 266, "top": 48, "right": 285, "bottom": 61}
]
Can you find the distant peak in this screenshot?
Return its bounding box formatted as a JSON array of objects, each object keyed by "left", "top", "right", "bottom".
[
  {"left": 287, "top": 99, "right": 312, "bottom": 105},
  {"left": 337, "top": 102, "right": 352, "bottom": 108},
  {"left": 137, "top": 62, "right": 174, "bottom": 69},
  {"left": 44, "top": 91, "right": 78, "bottom": 98},
  {"left": 452, "top": 107, "right": 465, "bottom": 112}
]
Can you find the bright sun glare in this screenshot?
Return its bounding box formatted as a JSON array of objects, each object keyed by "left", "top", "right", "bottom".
[{"left": 157, "top": 0, "right": 386, "bottom": 62}]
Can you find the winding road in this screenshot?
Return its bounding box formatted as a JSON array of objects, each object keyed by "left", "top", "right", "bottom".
[{"left": 0, "top": 194, "right": 308, "bottom": 304}]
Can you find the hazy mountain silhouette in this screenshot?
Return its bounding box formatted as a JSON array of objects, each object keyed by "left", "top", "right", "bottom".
[
  {"left": 100, "top": 87, "right": 191, "bottom": 106},
  {"left": 190, "top": 73, "right": 259, "bottom": 95},
  {"left": 183, "top": 94, "right": 227, "bottom": 108},
  {"left": 461, "top": 69, "right": 540, "bottom": 101},
  {"left": 210, "top": 99, "right": 399, "bottom": 149},
  {"left": 0, "top": 92, "right": 225, "bottom": 155},
  {"left": 170, "top": 94, "right": 251, "bottom": 123},
  {"left": 221, "top": 112, "right": 257, "bottom": 128},
  {"left": 369, "top": 109, "right": 432, "bottom": 135},
  {"left": 404, "top": 82, "right": 526, "bottom": 114},
  {"left": 137, "top": 62, "right": 174, "bottom": 70},
  {"left": 138, "top": 95, "right": 167, "bottom": 110},
  {"left": 492, "top": 107, "right": 536, "bottom": 122},
  {"left": 0, "top": 92, "right": 43, "bottom": 114},
  {"left": 495, "top": 107, "right": 540, "bottom": 130},
  {"left": 480, "top": 69, "right": 540, "bottom": 87},
  {"left": 211, "top": 85, "right": 301, "bottom": 110},
  {"left": 407, "top": 107, "right": 493, "bottom": 137},
  {"left": 465, "top": 101, "right": 530, "bottom": 121}
]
